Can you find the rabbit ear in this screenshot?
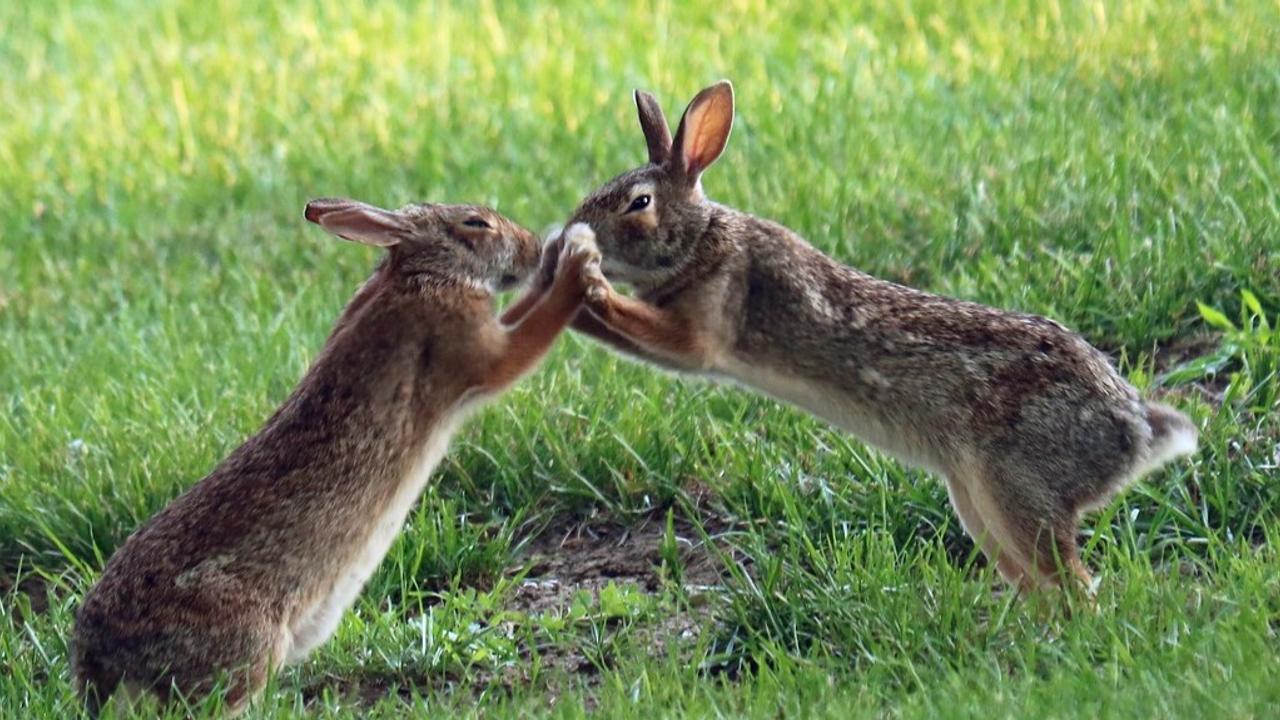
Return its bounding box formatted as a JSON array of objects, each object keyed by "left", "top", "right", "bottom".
[
  {"left": 304, "top": 198, "right": 411, "bottom": 247},
  {"left": 670, "top": 80, "right": 734, "bottom": 186},
  {"left": 634, "top": 89, "right": 672, "bottom": 165}
]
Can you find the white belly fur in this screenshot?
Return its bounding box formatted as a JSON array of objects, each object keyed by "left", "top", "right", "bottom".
[
  {"left": 284, "top": 412, "right": 467, "bottom": 663},
  {"left": 714, "top": 357, "right": 943, "bottom": 475}
]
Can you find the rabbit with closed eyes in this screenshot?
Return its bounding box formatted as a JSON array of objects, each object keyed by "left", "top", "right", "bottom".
[
  {"left": 72, "top": 197, "right": 602, "bottom": 714},
  {"left": 559, "top": 80, "right": 1197, "bottom": 593}
]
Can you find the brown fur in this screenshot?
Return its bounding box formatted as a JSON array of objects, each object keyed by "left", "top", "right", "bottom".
[
  {"left": 72, "top": 198, "right": 601, "bottom": 714},
  {"left": 561, "top": 81, "right": 1199, "bottom": 594}
]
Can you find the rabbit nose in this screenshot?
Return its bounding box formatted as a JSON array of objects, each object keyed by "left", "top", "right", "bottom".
[{"left": 521, "top": 231, "right": 540, "bottom": 263}]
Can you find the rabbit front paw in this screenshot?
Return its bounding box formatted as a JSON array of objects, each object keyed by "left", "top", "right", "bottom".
[
  {"left": 536, "top": 227, "right": 565, "bottom": 289},
  {"left": 560, "top": 224, "right": 613, "bottom": 305},
  {"left": 562, "top": 223, "right": 599, "bottom": 260},
  {"left": 556, "top": 223, "right": 601, "bottom": 278},
  {"left": 583, "top": 259, "right": 609, "bottom": 304}
]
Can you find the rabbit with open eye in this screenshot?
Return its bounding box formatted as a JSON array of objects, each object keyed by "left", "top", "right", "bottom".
[
  {"left": 560, "top": 80, "right": 1198, "bottom": 593},
  {"left": 72, "top": 198, "right": 601, "bottom": 715}
]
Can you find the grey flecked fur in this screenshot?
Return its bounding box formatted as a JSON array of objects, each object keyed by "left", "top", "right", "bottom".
[{"left": 565, "top": 81, "right": 1199, "bottom": 593}]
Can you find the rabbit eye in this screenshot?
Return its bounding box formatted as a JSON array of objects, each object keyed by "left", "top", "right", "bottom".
[
  {"left": 463, "top": 217, "right": 492, "bottom": 229},
  {"left": 625, "top": 194, "right": 652, "bottom": 213}
]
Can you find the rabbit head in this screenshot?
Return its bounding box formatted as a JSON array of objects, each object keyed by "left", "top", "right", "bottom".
[
  {"left": 566, "top": 81, "right": 734, "bottom": 288},
  {"left": 305, "top": 198, "right": 541, "bottom": 292}
]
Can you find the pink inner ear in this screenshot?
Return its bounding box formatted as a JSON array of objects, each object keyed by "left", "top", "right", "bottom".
[
  {"left": 680, "top": 91, "right": 733, "bottom": 178},
  {"left": 317, "top": 206, "right": 407, "bottom": 247}
]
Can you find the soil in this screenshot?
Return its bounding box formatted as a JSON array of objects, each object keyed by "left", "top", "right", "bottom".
[
  {"left": 0, "top": 573, "right": 51, "bottom": 622},
  {"left": 511, "top": 508, "right": 735, "bottom": 612},
  {"left": 300, "top": 500, "right": 746, "bottom": 710},
  {"left": 1148, "top": 330, "right": 1234, "bottom": 404}
]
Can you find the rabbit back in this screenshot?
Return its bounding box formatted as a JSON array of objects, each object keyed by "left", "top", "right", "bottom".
[{"left": 717, "top": 220, "right": 1169, "bottom": 507}]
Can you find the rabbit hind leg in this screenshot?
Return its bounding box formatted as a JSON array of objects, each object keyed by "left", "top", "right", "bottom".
[
  {"left": 966, "top": 470, "right": 1093, "bottom": 592},
  {"left": 945, "top": 473, "right": 1035, "bottom": 590}
]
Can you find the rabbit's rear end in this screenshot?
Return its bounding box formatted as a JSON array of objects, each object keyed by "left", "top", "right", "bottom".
[
  {"left": 75, "top": 577, "right": 282, "bottom": 713},
  {"left": 717, "top": 237, "right": 1197, "bottom": 588}
]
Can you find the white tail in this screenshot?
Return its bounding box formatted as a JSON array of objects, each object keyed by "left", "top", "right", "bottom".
[{"left": 1136, "top": 402, "right": 1198, "bottom": 478}]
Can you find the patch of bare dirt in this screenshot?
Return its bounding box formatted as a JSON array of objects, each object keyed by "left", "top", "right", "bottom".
[
  {"left": 500, "top": 503, "right": 741, "bottom": 679},
  {"left": 0, "top": 574, "right": 52, "bottom": 624},
  {"left": 1148, "top": 331, "right": 1233, "bottom": 404},
  {"left": 303, "top": 500, "right": 747, "bottom": 710},
  {"left": 1151, "top": 332, "right": 1222, "bottom": 375},
  {"left": 512, "top": 509, "right": 735, "bottom": 611}
]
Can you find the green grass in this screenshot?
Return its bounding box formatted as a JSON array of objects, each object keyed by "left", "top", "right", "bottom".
[{"left": 2, "top": 0, "right": 1279, "bottom": 716}]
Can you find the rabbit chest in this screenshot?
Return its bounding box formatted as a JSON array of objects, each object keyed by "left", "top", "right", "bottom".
[
  {"left": 283, "top": 412, "right": 466, "bottom": 662},
  {"left": 714, "top": 356, "right": 947, "bottom": 476}
]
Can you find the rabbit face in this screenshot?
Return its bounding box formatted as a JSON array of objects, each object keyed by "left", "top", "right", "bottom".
[
  {"left": 402, "top": 203, "right": 542, "bottom": 291},
  {"left": 566, "top": 81, "right": 735, "bottom": 290},
  {"left": 566, "top": 165, "right": 709, "bottom": 287},
  {"left": 305, "top": 199, "right": 541, "bottom": 292}
]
